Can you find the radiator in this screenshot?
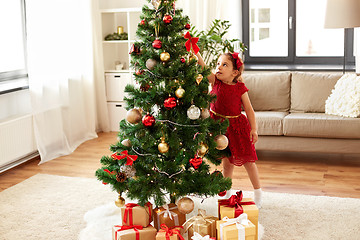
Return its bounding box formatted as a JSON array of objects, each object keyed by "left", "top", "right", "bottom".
[{"left": 0, "top": 114, "right": 38, "bottom": 172}]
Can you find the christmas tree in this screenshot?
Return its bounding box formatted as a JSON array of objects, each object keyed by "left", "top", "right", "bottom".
[{"left": 96, "top": 0, "right": 232, "bottom": 208}]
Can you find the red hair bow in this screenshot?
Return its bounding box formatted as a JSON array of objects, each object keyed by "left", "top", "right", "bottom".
[
  {"left": 184, "top": 31, "right": 200, "bottom": 54},
  {"left": 111, "top": 150, "right": 138, "bottom": 166},
  {"left": 231, "top": 52, "right": 243, "bottom": 70}
]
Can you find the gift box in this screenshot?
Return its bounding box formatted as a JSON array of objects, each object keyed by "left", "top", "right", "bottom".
[
  {"left": 121, "top": 202, "right": 153, "bottom": 227},
  {"left": 218, "top": 191, "right": 258, "bottom": 240},
  {"left": 183, "top": 209, "right": 218, "bottom": 240},
  {"left": 156, "top": 224, "right": 184, "bottom": 240},
  {"left": 216, "top": 214, "right": 256, "bottom": 240},
  {"left": 112, "top": 224, "right": 157, "bottom": 240},
  {"left": 191, "top": 232, "right": 215, "bottom": 240},
  {"left": 153, "top": 203, "right": 186, "bottom": 231}
]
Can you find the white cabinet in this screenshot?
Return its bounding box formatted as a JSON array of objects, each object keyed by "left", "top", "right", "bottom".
[{"left": 100, "top": 8, "right": 141, "bottom": 131}]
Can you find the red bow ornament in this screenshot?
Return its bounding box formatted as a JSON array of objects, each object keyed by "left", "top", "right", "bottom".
[
  {"left": 184, "top": 31, "right": 200, "bottom": 55},
  {"left": 218, "top": 191, "right": 255, "bottom": 218},
  {"left": 159, "top": 224, "right": 184, "bottom": 240},
  {"left": 189, "top": 156, "right": 203, "bottom": 169},
  {"left": 114, "top": 224, "right": 143, "bottom": 240},
  {"left": 112, "top": 150, "right": 138, "bottom": 166}
]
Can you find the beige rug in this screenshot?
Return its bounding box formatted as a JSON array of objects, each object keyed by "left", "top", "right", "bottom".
[{"left": 0, "top": 174, "right": 359, "bottom": 240}]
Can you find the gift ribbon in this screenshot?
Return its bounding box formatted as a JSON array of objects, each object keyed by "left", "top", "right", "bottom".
[
  {"left": 219, "top": 214, "right": 249, "bottom": 240},
  {"left": 123, "top": 202, "right": 152, "bottom": 225},
  {"left": 197, "top": 209, "right": 218, "bottom": 237},
  {"left": 218, "top": 191, "right": 255, "bottom": 218},
  {"left": 156, "top": 204, "right": 179, "bottom": 230},
  {"left": 184, "top": 31, "right": 200, "bottom": 54},
  {"left": 159, "top": 224, "right": 184, "bottom": 240},
  {"left": 114, "top": 224, "right": 143, "bottom": 240},
  {"left": 191, "top": 232, "right": 215, "bottom": 240}
]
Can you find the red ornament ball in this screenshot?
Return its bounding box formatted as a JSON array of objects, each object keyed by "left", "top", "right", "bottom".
[
  {"left": 152, "top": 38, "right": 162, "bottom": 49},
  {"left": 218, "top": 190, "right": 227, "bottom": 197},
  {"left": 140, "top": 19, "right": 146, "bottom": 25},
  {"left": 163, "top": 14, "right": 173, "bottom": 24},
  {"left": 142, "top": 114, "right": 156, "bottom": 127},
  {"left": 135, "top": 69, "right": 144, "bottom": 76},
  {"left": 129, "top": 44, "right": 141, "bottom": 55},
  {"left": 164, "top": 97, "right": 177, "bottom": 109},
  {"left": 185, "top": 23, "right": 191, "bottom": 29},
  {"left": 180, "top": 57, "right": 186, "bottom": 63}
]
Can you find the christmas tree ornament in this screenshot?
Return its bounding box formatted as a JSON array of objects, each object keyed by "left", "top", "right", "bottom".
[
  {"left": 196, "top": 74, "right": 203, "bottom": 85},
  {"left": 180, "top": 57, "right": 186, "bottom": 63},
  {"left": 152, "top": 38, "right": 162, "bottom": 49},
  {"left": 146, "top": 58, "right": 157, "bottom": 70},
  {"left": 185, "top": 23, "right": 191, "bottom": 30},
  {"left": 129, "top": 44, "right": 141, "bottom": 55},
  {"left": 142, "top": 114, "right": 156, "bottom": 127},
  {"left": 126, "top": 108, "right": 142, "bottom": 124},
  {"left": 135, "top": 69, "right": 144, "bottom": 75},
  {"left": 140, "top": 19, "right": 146, "bottom": 25},
  {"left": 135, "top": 129, "right": 146, "bottom": 138},
  {"left": 189, "top": 156, "right": 203, "bottom": 169},
  {"left": 163, "top": 14, "right": 173, "bottom": 24},
  {"left": 187, "top": 105, "right": 201, "bottom": 120},
  {"left": 175, "top": 86, "right": 185, "bottom": 98},
  {"left": 140, "top": 83, "right": 150, "bottom": 92},
  {"left": 218, "top": 190, "right": 227, "bottom": 197},
  {"left": 201, "top": 108, "right": 210, "bottom": 119},
  {"left": 164, "top": 96, "right": 177, "bottom": 109},
  {"left": 184, "top": 31, "right": 200, "bottom": 54},
  {"left": 176, "top": 197, "right": 194, "bottom": 214},
  {"left": 212, "top": 170, "right": 223, "bottom": 177},
  {"left": 197, "top": 142, "right": 208, "bottom": 156},
  {"left": 151, "top": 0, "right": 161, "bottom": 9},
  {"left": 115, "top": 194, "right": 126, "bottom": 207},
  {"left": 214, "top": 134, "right": 229, "bottom": 150},
  {"left": 120, "top": 165, "right": 136, "bottom": 178},
  {"left": 189, "top": 54, "right": 198, "bottom": 63},
  {"left": 160, "top": 51, "right": 171, "bottom": 62},
  {"left": 116, "top": 172, "right": 127, "bottom": 182},
  {"left": 121, "top": 139, "right": 132, "bottom": 147},
  {"left": 158, "top": 137, "right": 169, "bottom": 153}
]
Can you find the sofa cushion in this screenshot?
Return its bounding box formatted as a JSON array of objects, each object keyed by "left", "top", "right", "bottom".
[
  {"left": 290, "top": 72, "right": 342, "bottom": 113},
  {"left": 283, "top": 113, "right": 360, "bottom": 139},
  {"left": 243, "top": 72, "right": 291, "bottom": 112},
  {"left": 255, "top": 111, "right": 287, "bottom": 135}
]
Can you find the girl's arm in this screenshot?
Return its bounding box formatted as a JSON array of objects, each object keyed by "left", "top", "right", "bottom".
[
  {"left": 195, "top": 52, "right": 215, "bottom": 86},
  {"left": 241, "top": 92, "right": 258, "bottom": 144}
]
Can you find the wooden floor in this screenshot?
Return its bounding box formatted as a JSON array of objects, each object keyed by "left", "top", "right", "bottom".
[{"left": 1, "top": 132, "right": 360, "bottom": 198}]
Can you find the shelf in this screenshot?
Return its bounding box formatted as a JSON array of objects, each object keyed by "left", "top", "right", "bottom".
[
  {"left": 103, "top": 40, "right": 130, "bottom": 44},
  {"left": 105, "top": 70, "right": 131, "bottom": 73},
  {"left": 100, "top": 8, "right": 142, "bottom": 13}
]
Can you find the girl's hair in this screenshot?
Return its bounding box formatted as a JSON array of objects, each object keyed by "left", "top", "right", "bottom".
[{"left": 222, "top": 53, "right": 245, "bottom": 83}]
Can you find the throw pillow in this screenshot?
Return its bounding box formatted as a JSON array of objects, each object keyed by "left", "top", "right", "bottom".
[{"left": 325, "top": 74, "right": 360, "bottom": 118}]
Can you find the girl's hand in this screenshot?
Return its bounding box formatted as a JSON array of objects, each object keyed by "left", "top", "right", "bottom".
[{"left": 250, "top": 129, "right": 258, "bottom": 144}]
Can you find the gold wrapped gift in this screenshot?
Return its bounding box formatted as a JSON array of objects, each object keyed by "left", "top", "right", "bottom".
[
  {"left": 153, "top": 203, "right": 186, "bottom": 231},
  {"left": 183, "top": 209, "right": 218, "bottom": 240},
  {"left": 216, "top": 214, "right": 255, "bottom": 240},
  {"left": 218, "top": 191, "right": 258, "bottom": 240},
  {"left": 121, "top": 202, "right": 153, "bottom": 227},
  {"left": 112, "top": 224, "right": 157, "bottom": 240},
  {"left": 156, "top": 224, "right": 184, "bottom": 240}
]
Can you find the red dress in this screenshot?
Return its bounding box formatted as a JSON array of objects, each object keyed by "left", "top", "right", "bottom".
[{"left": 210, "top": 78, "right": 258, "bottom": 166}]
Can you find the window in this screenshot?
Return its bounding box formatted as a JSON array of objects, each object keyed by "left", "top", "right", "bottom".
[
  {"left": 0, "top": 0, "right": 28, "bottom": 93},
  {"left": 242, "top": 0, "right": 355, "bottom": 68}
]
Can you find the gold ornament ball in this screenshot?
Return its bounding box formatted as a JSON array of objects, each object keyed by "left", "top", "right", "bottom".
[
  {"left": 146, "top": 58, "right": 157, "bottom": 70},
  {"left": 214, "top": 134, "right": 229, "bottom": 150},
  {"left": 198, "top": 142, "right": 209, "bottom": 156},
  {"left": 196, "top": 74, "right": 203, "bottom": 85},
  {"left": 175, "top": 86, "right": 185, "bottom": 98},
  {"left": 189, "top": 54, "right": 198, "bottom": 63},
  {"left": 177, "top": 197, "right": 194, "bottom": 214},
  {"left": 160, "top": 52, "right": 171, "bottom": 62},
  {"left": 126, "top": 108, "right": 142, "bottom": 124},
  {"left": 201, "top": 108, "right": 210, "bottom": 119},
  {"left": 121, "top": 139, "right": 132, "bottom": 147},
  {"left": 115, "top": 195, "right": 125, "bottom": 207},
  {"left": 158, "top": 138, "right": 169, "bottom": 153}
]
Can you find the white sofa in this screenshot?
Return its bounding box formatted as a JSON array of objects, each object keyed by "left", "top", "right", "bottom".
[{"left": 243, "top": 71, "right": 360, "bottom": 154}]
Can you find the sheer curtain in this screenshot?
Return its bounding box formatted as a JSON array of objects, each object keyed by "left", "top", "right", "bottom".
[
  {"left": 177, "top": 0, "right": 242, "bottom": 39},
  {"left": 26, "top": 0, "right": 109, "bottom": 164}
]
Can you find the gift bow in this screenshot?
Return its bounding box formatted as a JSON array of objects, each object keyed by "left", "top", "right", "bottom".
[
  {"left": 160, "top": 224, "right": 184, "bottom": 240},
  {"left": 114, "top": 224, "right": 143, "bottom": 240},
  {"left": 219, "top": 214, "right": 249, "bottom": 240},
  {"left": 184, "top": 31, "right": 200, "bottom": 55},
  {"left": 162, "top": 204, "right": 174, "bottom": 220},
  {"left": 191, "top": 232, "right": 215, "bottom": 240},
  {"left": 112, "top": 150, "right": 138, "bottom": 166},
  {"left": 219, "top": 191, "right": 255, "bottom": 218}
]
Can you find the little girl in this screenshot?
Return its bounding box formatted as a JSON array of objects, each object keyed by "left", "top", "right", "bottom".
[{"left": 196, "top": 51, "right": 262, "bottom": 208}]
